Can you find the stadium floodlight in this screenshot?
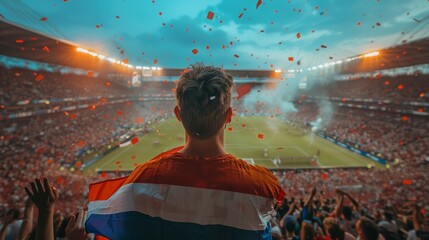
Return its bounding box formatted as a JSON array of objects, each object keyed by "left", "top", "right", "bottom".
[
  {"left": 363, "top": 51, "right": 380, "bottom": 58},
  {"left": 76, "top": 47, "right": 89, "bottom": 53},
  {"left": 98, "top": 55, "right": 106, "bottom": 60},
  {"left": 329, "top": 62, "right": 335, "bottom": 66},
  {"left": 156, "top": 67, "right": 162, "bottom": 71},
  {"left": 312, "top": 66, "right": 317, "bottom": 70},
  {"left": 151, "top": 67, "right": 157, "bottom": 70},
  {"left": 287, "top": 69, "right": 295, "bottom": 73},
  {"left": 323, "top": 63, "right": 329, "bottom": 67},
  {"left": 88, "top": 52, "right": 98, "bottom": 57},
  {"left": 274, "top": 69, "right": 282, "bottom": 73},
  {"left": 136, "top": 66, "right": 143, "bottom": 69},
  {"left": 107, "top": 58, "right": 116, "bottom": 63},
  {"left": 335, "top": 60, "right": 343, "bottom": 64},
  {"left": 318, "top": 65, "right": 324, "bottom": 68}
]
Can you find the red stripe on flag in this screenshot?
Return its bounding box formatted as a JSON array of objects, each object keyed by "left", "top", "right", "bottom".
[{"left": 88, "top": 176, "right": 128, "bottom": 201}]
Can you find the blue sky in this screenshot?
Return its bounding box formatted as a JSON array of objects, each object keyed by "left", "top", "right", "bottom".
[{"left": 0, "top": 0, "right": 428, "bottom": 69}]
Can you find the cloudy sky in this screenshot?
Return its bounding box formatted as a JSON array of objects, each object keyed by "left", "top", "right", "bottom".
[{"left": 0, "top": 0, "right": 428, "bottom": 69}]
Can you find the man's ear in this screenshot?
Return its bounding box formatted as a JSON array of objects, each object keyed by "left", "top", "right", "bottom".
[
  {"left": 174, "top": 106, "right": 182, "bottom": 122},
  {"left": 225, "top": 107, "right": 232, "bottom": 124}
]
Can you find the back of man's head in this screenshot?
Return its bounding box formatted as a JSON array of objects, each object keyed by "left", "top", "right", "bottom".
[
  {"left": 342, "top": 205, "right": 353, "bottom": 220},
  {"left": 357, "top": 218, "right": 379, "bottom": 240},
  {"left": 176, "top": 64, "right": 233, "bottom": 139}
]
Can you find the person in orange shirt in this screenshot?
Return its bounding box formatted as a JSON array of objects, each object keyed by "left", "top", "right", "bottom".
[{"left": 84, "top": 64, "right": 285, "bottom": 240}]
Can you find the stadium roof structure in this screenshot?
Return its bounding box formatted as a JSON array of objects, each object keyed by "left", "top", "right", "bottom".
[
  {"left": 339, "top": 37, "right": 429, "bottom": 74},
  {"left": 0, "top": 19, "right": 132, "bottom": 74}
]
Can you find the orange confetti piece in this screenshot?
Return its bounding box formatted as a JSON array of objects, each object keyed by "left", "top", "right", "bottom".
[
  {"left": 105, "top": 81, "right": 111, "bottom": 87},
  {"left": 89, "top": 105, "right": 97, "bottom": 111},
  {"left": 131, "top": 137, "right": 139, "bottom": 145},
  {"left": 397, "top": 84, "right": 404, "bottom": 90},
  {"left": 257, "top": 133, "right": 264, "bottom": 139},
  {"left": 384, "top": 80, "right": 390, "bottom": 85},
  {"left": 87, "top": 71, "right": 94, "bottom": 77},
  {"left": 241, "top": 123, "right": 246, "bottom": 128},
  {"left": 40, "top": 17, "right": 48, "bottom": 21},
  {"left": 35, "top": 74, "right": 45, "bottom": 81},
  {"left": 76, "top": 161, "right": 82, "bottom": 168},
  {"left": 15, "top": 39, "right": 24, "bottom": 43},
  {"left": 123, "top": 58, "right": 129, "bottom": 64},
  {"left": 419, "top": 93, "right": 425, "bottom": 97},
  {"left": 256, "top": 0, "right": 262, "bottom": 9},
  {"left": 207, "top": 11, "right": 214, "bottom": 20},
  {"left": 192, "top": 49, "right": 199, "bottom": 54},
  {"left": 401, "top": 116, "right": 408, "bottom": 121},
  {"left": 136, "top": 117, "right": 144, "bottom": 123},
  {"left": 115, "top": 161, "right": 121, "bottom": 165},
  {"left": 296, "top": 32, "right": 301, "bottom": 39},
  {"left": 227, "top": 127, "right": 233, "bottom": 132},
  {"left": 288, "top": 57, "right": 294, "bottom": 61},
  {"left": 47, "top": 159, "right": 54, "bottom": 164},
  {"left": 42, "top": 46, "right": 50, "bottom": 52}
]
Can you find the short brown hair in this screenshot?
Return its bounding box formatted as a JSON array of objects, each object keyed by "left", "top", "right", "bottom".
[{"left": 175, "top": 64, "right": 233, "bottom": 139}]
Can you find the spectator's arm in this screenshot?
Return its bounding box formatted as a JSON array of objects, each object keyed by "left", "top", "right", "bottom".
[
  {"left": 25, "top": 178, "right": 59, "bottom": 240},
  {"left": 304, "top": 187, "right": 317, "bottom": 207},
  {"left": 343, "top": 191, "right": 360, "bottom": 212},
  {"left": 65, "top": 210, "right": 89, "bottom": 240},
  {"left": 332, "top": 189, "right": 344, "bottom": 218},
  {"left": 0, "top": 212, "right": 15, "bottom": 240},
  {"left": 17, "top": 198, "right": 35, "bottom": 240},
  {"left": 280, "top": 202, "right": 296, "bottom": 227},
  {"left": 412, "top": 204, "right": 422, "bottom": 231}
]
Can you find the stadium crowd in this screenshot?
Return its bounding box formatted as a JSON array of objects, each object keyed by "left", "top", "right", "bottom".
[{"left": 1, "top": 67, "right": 428, "bottom": 239}]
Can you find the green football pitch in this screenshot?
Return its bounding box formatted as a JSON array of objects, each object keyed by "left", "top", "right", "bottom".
[{"left": 84, "top": 116, "right": 383, "bottom": 173}]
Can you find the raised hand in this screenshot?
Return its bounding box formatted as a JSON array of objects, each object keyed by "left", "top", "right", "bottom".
[
  {"left": 24, "top": 178, "right": 59, "bottom": 211},
  {"left": 66, "top": 210, "right": 89, "bottom": 240}
]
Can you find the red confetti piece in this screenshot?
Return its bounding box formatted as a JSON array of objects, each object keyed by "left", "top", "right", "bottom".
[
  {"left": 288, "top": 57, "right": 294, "bottom": 61},
  {"left": 384, "top": 80, "right": 390, "bottom": 85},
  {"left": 133, "top": 163, "right": 139, "bottom": 167},
  {"left": 357, "top": 22, "right": 361, "bottom": 26},
  {"left": 227, "top": 127, "right": 233, "bottom": 132},
  {"left": 207, "top": 11, "right": 214, "bottom": 20},
  {"left": 123, "top": 58, "right": 129, "bottom": 64},
  {"left": 403, "top": 179, "right": 412, "bottom": 185},
  {"left": 131, "top": 155, "right": 137, "bottom": 160},
  {"left": 70, "top": 113, "right": 77, "bottom": 120},
  {"left": 15, "top": 39, "right": 24, "bottom": 43},
  {"left": 236, "top": 84, "right": 252, "bottom": 100},
  {"left": 159, "top": 12, "right": 162, "bottom": 16},
  {"left": 256, "top": 0, "right": 262, "bottom": 9},
  {"left": 321, "top": 172, "right": 328, "bottom": 180},
  {"left": 115, "top": 161, "right": 121, "bottom": 165},
  {"left": 35, "top": 74, "right": 45, "bottom": 81},
  {"left": 131, "top": 137, "right": 139, "bottom": 145},
  {"left": 36, "top": 147, "right": 44, "bottom": 154},
  {"left": 96, "top": 25, "right": 101, "bottom": 28},
  {"left": 296, "top": 32, "right": 301, "bottom": 39},
  {"left": 257, "top": 133, "right": 264, "bottom": 139},
  {"left": 117, "top": 111, "right": 123, "bottom": 116},
  {"left": 192, "top": 48, "right": 199, "bottom": 54},
  {"left": 105, "top": 81, "right": 111, "bottom": 87},
  {"left": 76, "top": 161, "right": 82, "bottom": 168},
  {"left": 241, "top": 123, "right": 246, "bottom": 128},
  {"left": 238, "top": 13, "right": 244, "bottom": 18},
  {"left": 419, "top": 93, "right": 425, "bottom": 97},
  {"left": 89, "top": 105, "right": 97, "bottom": 111},
  {"left": 206, "top": 45, "right": 210, "bottom": 50},
  {"left": 401, "top": 116, "right": 408, "bottom": 121},
  {"left": 153, "top": 59, "right": 158, "bottom": 64},
  {"left": 47, "top": 159, "right": 54, "bottom": 164},
  {"left": 417, "top": 108, "right": 423, "bottom": 112},
  {"left": 234, "top": 54, "right": 239, "bottom": 58},
  {"left": 87, "top": 71, "right": 94, "bottom": 77},
  {"left": 397, "top": 84, "right": 404, "bottom": 90},
  {"left": 40, "top": 17, "right": 48, "bottom": 21}
]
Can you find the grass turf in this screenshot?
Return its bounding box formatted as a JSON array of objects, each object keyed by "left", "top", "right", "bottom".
[{"left": 84, "top": 116, "right": 382, "bottom": 173}]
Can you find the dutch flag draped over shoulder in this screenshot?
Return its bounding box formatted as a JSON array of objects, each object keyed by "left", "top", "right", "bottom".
[{"left": 85, "top": 147, "right": 285, "bottom": 240}]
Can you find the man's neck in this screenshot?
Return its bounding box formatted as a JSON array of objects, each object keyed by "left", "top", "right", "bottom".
[{"left": 179, "top": 132, "right": 227, "bottom": 157}]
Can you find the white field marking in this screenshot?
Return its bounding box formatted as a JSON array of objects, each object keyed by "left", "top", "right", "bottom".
[
  {"left": 315, "top": 136, "right": 367, "bottom": 166},
  {"left": 293, "top": 146, "right": 310, "bottom": 157},
  {"left": 98, "top": 135, "right": 148, "bottom": 170}
]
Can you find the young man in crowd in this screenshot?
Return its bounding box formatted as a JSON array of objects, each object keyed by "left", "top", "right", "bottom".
[{"left": 84, "top": 64, "right": 285, "bottom": 239}]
